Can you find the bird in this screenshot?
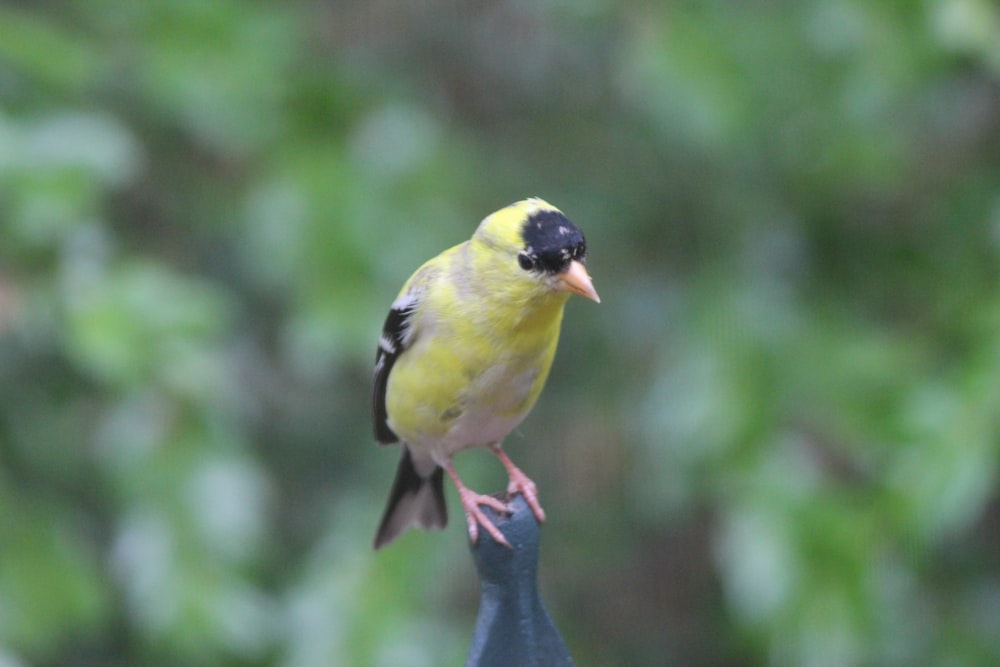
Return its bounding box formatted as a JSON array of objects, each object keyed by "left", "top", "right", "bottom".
[{"left": 371, "top": 197, "right": 600, "bottom": 549}]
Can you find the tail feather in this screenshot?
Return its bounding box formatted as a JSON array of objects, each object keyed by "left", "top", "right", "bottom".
[{"left": 373, "top": 447, "right": 447, "bottom": 549}]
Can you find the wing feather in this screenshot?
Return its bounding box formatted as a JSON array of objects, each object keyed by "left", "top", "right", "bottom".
[{"left": 371, "top": 294, "right": 418, "bottom": 443}]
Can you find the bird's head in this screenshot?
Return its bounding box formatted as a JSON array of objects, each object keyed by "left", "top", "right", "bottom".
[{"left": 473, "top": 198, "right": 600, "bottom": 303}]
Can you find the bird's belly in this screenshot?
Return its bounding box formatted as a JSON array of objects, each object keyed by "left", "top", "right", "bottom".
[
  {"left": 426, "top": 363, "right": 541, "bottom": 461},
  {"left": 440, "top": 407, "right": 527, "bottom": 455},
  {"left": 388, "top": 356, "right": 545, "bottom": 464}
]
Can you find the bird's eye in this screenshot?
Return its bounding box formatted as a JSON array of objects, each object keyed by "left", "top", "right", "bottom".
[{"left": 517, "top": 252, "right": 536, "bottom": 271}]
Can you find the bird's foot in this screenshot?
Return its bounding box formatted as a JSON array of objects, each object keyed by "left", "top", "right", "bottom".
[
  {"left": 505, "top": 467, "right": 546, "bottom": 524},
  {"left": 456, "top": 487, "right": 512, "bottom": 548},
  {"left": 491, "top": 445, "right": 546, "bottom": 524},
  {"left": 442, "top": 460, "right": 512, "bottom": 547}
]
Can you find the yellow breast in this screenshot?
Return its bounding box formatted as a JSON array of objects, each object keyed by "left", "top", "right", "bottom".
[{"left": 385, "top": 243, "right": 569, "bottom": 453}]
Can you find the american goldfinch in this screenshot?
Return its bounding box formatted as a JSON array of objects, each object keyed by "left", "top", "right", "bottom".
[{"left": 371, "top": 198, "right": 599, "bottom": 549}]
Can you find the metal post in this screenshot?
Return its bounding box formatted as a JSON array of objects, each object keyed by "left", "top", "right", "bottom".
[{"left": 466, "top": 494, "right": 575, "bottom": 667}]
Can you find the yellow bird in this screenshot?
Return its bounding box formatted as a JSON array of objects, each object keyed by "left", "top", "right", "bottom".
[{"left": 371, "top": 198, "right": 599, "bottom": 549}]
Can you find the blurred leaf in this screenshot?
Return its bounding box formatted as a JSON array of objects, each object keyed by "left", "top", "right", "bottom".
[
  {"left": 0, "top": 495, "right": 109, "bottom": 659},
  {"left": 0, "top": 7, "right": 105, "bottom": 93}
]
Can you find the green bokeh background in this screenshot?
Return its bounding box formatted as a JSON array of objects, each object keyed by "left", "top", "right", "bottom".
[{"left": 3, "top": 1, "right": 1000, "bottom": 665}]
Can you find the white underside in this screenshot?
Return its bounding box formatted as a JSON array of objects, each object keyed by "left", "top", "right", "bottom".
[{"left": 404, "top": 407, "right": 527, "bottom": 476}]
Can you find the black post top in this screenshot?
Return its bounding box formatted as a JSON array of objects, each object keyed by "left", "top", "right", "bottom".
[{"left": 466, "top": 494, "right": 575, "bottom": 667}]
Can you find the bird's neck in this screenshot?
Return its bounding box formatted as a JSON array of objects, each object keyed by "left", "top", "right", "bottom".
[{"left": 457, "top": 241, "right": 569, "bottom": 330}]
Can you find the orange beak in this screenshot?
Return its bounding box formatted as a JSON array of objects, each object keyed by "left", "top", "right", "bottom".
[{"left": 558, "top": 260, "right": 600, "bottom": 303}]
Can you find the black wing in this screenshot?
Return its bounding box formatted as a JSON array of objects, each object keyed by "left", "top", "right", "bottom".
[{"left": 371, "top": 296, "right": 417, "bottom": 443}]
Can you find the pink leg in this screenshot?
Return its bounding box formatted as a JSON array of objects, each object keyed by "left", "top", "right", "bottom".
[
  {"left": 490, "top": 445, "right": 546, "bottom": 523},
  {"left": 442, "top": 460, "right": 512, "bottom": 547}
]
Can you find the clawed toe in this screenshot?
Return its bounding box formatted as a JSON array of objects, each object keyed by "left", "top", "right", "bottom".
[
  {"left": 507, "top": 473, "right": 546, "bottom": 523},
  {"left": 491, "top": 445, "right": 546, "bottom": 523},
  {"left": 442, "top": 460, "right": 513, "bottom": 547},
  {"left": 460, "top": 491, "right": 511, "bottom": 547}
]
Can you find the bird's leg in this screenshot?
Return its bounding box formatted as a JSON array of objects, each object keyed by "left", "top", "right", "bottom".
[
  {"left": 490, "top": 444, "right": 546, "bottom": 523},
  {"left": 442, "top": 459, "right": 512, "bottom": 548}
]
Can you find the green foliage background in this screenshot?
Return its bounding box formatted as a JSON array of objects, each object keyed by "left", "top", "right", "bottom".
[{"left": 2, "top": 1, "right": 1000, "bottom": 665}]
